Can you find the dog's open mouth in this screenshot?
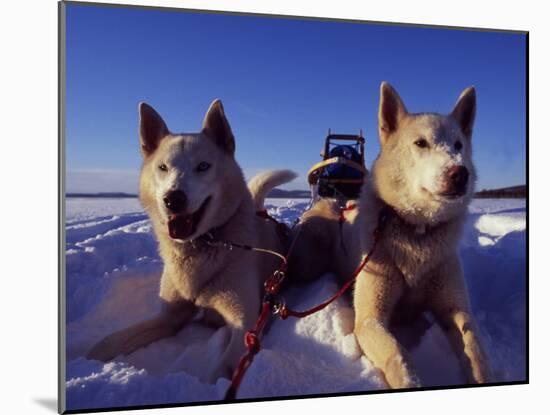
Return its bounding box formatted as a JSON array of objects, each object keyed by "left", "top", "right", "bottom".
[{"left": 167, "top": 196, "right": 212, "bottom": 240}]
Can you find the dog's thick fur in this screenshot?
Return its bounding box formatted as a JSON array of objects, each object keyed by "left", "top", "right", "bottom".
[
  {"left": 87, "top": 100, "right": 295, "bottom": 382},
  {"left": 289, "top": 82, "right": 492, "bottom": 389}
]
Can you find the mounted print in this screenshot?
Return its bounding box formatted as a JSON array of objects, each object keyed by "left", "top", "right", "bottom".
[{"left": 58, "top": 1, "right": 528, "bottom": 413}]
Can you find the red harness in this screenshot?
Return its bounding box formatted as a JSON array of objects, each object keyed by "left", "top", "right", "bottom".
[{"left": 224, "top": 206, "right": 390, "bottom": 400}]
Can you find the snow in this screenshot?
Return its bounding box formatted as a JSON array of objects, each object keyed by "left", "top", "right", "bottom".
[{"left": 64, "top": 197, "right": 526, "bottom": 411}]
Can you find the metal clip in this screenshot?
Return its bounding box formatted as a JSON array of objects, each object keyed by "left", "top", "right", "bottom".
[
  {"left": 272, "top": 269, "right": 286, "bottom": 285},
  {"left": 271, "top": 297, "right": 286, "bottom": 316},
  {"left": 264, "top": 269, "right": 286, "bottom": 294}
]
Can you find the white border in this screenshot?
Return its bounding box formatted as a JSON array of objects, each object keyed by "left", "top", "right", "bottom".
[{"left": 1, "top": 0, "right": 545, "bottom": 414}]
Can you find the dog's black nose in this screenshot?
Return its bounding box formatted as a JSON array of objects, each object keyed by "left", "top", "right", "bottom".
[
  {"left": 446, "top": 165, "right": 469, "bottom": 191},
  {"left": 163, "top": 190, "right": 187, "bottom": 214}
]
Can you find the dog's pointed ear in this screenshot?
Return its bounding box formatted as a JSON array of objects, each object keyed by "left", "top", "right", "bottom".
[
  {"left": 451, "top": 86, "right": 476, "bottom": 138},
  {"left": 202, "top": 99, "right": 235, "bottom": 155},
  {"left": 139, "top": 102, "right": 169, "bottom": 157},
  {"left": 378, "top": 82, "right": 407, "bottom": 143}
]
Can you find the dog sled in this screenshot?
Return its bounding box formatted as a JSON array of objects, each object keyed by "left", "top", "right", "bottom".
[{"left": 307, "top": 130, "right": 368, "bottom": 202}]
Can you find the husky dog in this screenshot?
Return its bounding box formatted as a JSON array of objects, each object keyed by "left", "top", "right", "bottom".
[
  {"left": 87, "top": 100, "right": 296, "bottom": 382},
  {"left": 289, "top": 82, "right": 492, "bottom": 389}
]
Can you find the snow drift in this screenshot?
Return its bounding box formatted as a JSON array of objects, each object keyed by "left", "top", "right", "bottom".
[{"left": 64, "top": 197, "right": 526, "bottom": 411}]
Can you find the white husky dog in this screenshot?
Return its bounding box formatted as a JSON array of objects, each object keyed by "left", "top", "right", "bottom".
[
  {"left": 87, "top": 99, "right": 296, "bottom": 382},
  {"left": 289, "top": 82, "right": 492, "bottom": 389}
]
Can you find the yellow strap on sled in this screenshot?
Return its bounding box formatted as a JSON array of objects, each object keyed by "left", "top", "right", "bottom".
[{"left": 307, "top": 157, "right": 367, "bottom": 185}]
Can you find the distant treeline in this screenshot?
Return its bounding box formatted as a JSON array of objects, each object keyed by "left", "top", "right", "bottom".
[
  {"left": 67, "top": 185, "right": 527, "bottom": 200},
  {"left": 66, "top": 190, "right": 311, "bottom": 199},
  {"left": 66, "top": 192, "right": 138, "bottom": 198},
  {"left": 475, "top": 185, "right": 526, "bottom": 199},
  {"left": 267, "top": 189, "right": 311, "bottom": 199}
]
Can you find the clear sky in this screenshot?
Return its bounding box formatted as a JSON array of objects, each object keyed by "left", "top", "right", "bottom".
[{"left": 65, "top": 3, "right": 526, "bottom": 193}]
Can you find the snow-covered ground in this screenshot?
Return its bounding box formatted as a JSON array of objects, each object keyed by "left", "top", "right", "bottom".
[{"left": 64, "top": 197, "right": 526, "bottom": 411}]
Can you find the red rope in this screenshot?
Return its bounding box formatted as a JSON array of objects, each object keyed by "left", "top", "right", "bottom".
[
  {"left": 224, "top": 213, "right": 294, "bottom": 400},
  {"left": 225, "top": 208, "right": 304, "bottom": 400},
  {"left": 279, "top": 230, "right": 380, "bottom": 319},
  {"left": 224, "top": 207, "right": 389, "bottom": 400},
  {"left": 224, "top": 264, "right": 288, "bottom": 400},
  {"left": 224, "top": 302, "right": 271, "bottom": 400}
]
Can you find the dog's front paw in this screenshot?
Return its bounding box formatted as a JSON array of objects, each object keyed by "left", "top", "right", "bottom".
[{"left": 384, "top": 353, "right": 421, "bottom": 389}]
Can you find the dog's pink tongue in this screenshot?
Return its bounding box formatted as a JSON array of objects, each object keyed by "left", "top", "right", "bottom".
[{"left": 168, "top": 216, "right": 193, "bottom": 240}]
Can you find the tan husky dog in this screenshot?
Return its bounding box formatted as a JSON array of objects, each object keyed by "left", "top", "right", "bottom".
[
  {"left": 87, "top": 99, "right": 296, "bottom": 382},
  {"left": 289, "top": 82, "right": 492, "bottom": 389}
]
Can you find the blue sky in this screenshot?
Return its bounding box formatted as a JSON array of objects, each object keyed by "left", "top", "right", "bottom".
[{"left": 65, "top": 3, "right": 526, "bottom": 193}]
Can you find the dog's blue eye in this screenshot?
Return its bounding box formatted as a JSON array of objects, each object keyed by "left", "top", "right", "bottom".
[
  {"left": 454, "top": 141, "right": 463, "bottom": 151},
  {"left": 196, "top": 161, "right": 212, "bottom": 172},
  {"left": 158, "top": 163, "right": 168, "bottom": 172},
  {"left": 414, "top": 138, "right": 429, "bottom": 149}
]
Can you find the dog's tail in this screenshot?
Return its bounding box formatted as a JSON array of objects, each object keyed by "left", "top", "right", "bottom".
[{"left": 248, "top": 170, "right": 298, "bottom": 211}]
